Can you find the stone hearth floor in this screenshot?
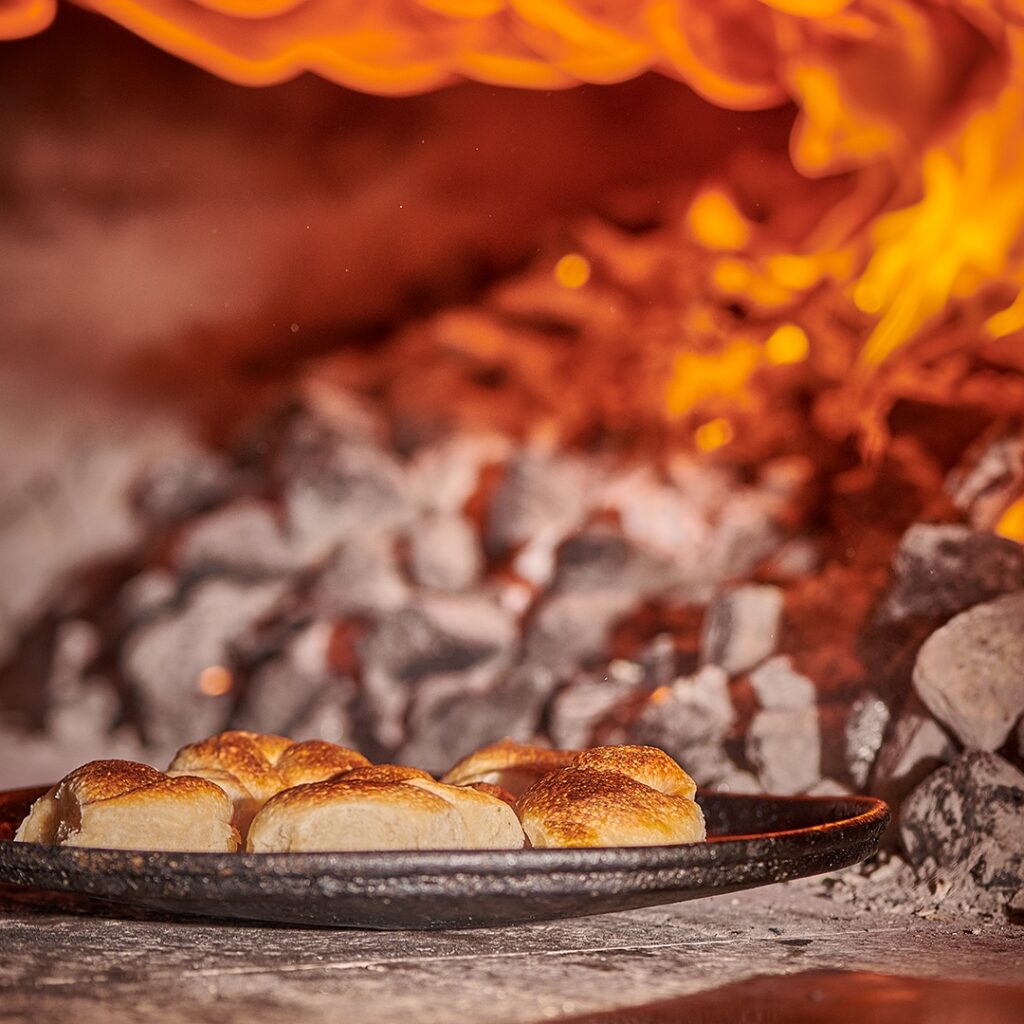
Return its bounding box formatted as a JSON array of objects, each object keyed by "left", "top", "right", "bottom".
[{"left": 1, "top": 876, "right": 1020, "bottom": 1024}]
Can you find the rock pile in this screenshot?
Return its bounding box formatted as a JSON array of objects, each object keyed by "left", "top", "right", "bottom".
[{"left": 1, "top": 390, "right": 1023, "bottom": 918}]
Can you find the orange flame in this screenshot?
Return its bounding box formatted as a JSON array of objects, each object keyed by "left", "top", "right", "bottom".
[{"left": 3, "top": 0, "right": 1024, "bottom": 404}]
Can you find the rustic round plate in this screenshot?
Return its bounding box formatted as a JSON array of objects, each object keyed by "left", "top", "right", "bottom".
[{"left": 0, "top": 785, "right": 888, "bottom": 929}]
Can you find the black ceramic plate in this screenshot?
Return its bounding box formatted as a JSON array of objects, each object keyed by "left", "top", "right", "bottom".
[{"left": 0, "top": 785, "right": 888, "bottom": 929}]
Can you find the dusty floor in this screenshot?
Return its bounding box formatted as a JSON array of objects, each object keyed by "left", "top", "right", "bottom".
[{"left": 1, "top": 875, "right": 1020, "bottom": 1024}]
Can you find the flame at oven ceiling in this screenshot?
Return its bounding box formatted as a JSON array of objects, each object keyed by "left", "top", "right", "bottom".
[{"left": 3, "top": 0, "right": 1024, "bottom": 430}]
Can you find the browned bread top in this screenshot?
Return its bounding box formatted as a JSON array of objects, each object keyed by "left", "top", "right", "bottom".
[
  {"left": 441, "top": 738, "right": 578, "bottom": 796},
  {"left": 15, "top": 759, "right": 239, "bottom": 852},
  {"left": 515, "top": 745, "right": 705, "bottom": 849},
  {"left": 276, "top": 740, "right": 371, "bottom": 788}
]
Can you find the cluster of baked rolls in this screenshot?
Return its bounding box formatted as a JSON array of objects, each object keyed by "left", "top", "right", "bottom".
[{"left": 14, "top": 732, "right": 706, "bottom": 853}]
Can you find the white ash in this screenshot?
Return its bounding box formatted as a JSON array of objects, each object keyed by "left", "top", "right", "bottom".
[
  {"left": 900, "top": 751, "right": 1024, "bottom": 913},
  {"left": 298, "top": 378, "right": 389, "bottom": 447},
  {"left": 134, "top": 448, "right": 235, "bottom": 523},
  {"left": 233, "top": 622, "right": 339, "bottom": 738},
  {"left": 523, "top": 589, "right": 638, "bottom": 676},
  {"left": 405, "top": 433, "right": 508, "bottom": 514},
  {"left": 913, "top": 590, "right": 1024, "bottom": 750},
  {"left": 122, "top": 577, "right": 287, "bottom": 747},
  {"left": 284, "top": 440, "right": 413, "bottom": 562},
  {"left": 879, "top": 524, "right": 1024, "bottom": 622},
  {"left": 407, "top": 513, "right": 482, "bottom": 591},
  {"left": 486, "top": 450, "right": 591, "bottom": 558},
  {"left": 313, "top": 536, "right": 410, "bottom": 617},
  {"left": 746, "top": 705, "right": 821, "bottom": 795},
  {"left": 551, "top": 527, "right": 682, "bottom": 597},
  {"left": 359, "top": 593, "right": 517, "bottom": 748},
  {"left": 176, "top": 501, "right": 298, "bottom": 577},
  {"left": 745, "top": 665, "right": 821, "bottom": 797},
  {"left": 701, "top": 585, "right": 784, "bottom": 677},
  {"left": 629, "top": 666, "right": 736, "bottom": 786},
  {"left": 512, "top": 528, "right": 562, "bottom": 588},
  {"left": 398, "top": 662, "right": 553, "bottom": 775},
  {"left": 845, "top": 694, "right": 891, "bottom": 789},
  {"left": 748, "top": 656, "right": 815, "bottom": 709},
  {"left": 762, "top": 537, "right": 823, "bottom": 580},
  {"left": 118, "top": 570, "right": 177, "bottom": 624},
  {"left": 548, "top": 662, "right": 644, "bottom": 750},
  {"left": 603, "top": 467, "right": 711, "bottom": 562},
  {"left": 44, "top": 620, "right": 120, "bottom": 744}
]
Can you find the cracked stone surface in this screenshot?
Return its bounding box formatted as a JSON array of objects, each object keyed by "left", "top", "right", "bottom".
[{"left": 0, "top": 876, "right": 1020, "bottom": 1024}]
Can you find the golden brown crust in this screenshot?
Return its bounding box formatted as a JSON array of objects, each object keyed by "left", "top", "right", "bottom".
[
  {"left": 168, "top": 731, "right": 374, "bottom": 839},
  {"left": 441, "top": 739, "right": 578, "bottom": 796},
  {"left": 169, "top": 731, "right": 291, "bottom": 802},
  {"left": 515, "top": 745, "right": 705, "bottom": 849},
  {"left": 332, "top": 764, "right": 434, "bottom": 785},
  {"left": 571, "top": 745, "right": 697, "bottom": 799},
  {"left": 276, "top": 741, "right": 370, "bottom": 788},
  {"left": 15, "top": 759, "right": 239, "bottom": 852}
]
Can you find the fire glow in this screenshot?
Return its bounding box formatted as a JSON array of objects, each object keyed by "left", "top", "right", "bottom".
[{"left": 4, "top": 1, "right": 1024, "bottom": 456}]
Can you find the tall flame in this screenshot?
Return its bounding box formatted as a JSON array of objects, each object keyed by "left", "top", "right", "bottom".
[{"left": 4, "top": 0, "right": 1024, "bottom": 398}]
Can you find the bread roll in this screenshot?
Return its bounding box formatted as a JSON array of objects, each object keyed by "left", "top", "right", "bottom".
[
  {"left": 516, "top": 745, "right": 705, "bottom": 848},
  {"left": 14, "top": 760, "right": 238, "bottom": 852},
  {"left": 247, "top": 766, "right": 526, "bottom": 852},
  {"left": 441, "top": 738, "right": 577, "bottom": 796},
  {"left": 168, "top": 730, "right": 369, "bottom": 838}
]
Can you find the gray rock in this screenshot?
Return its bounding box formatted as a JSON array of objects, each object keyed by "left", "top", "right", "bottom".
[
  {"left": 552, "top": 528, "right": 681, "bottom": 597},
  {"left": 287, "top": 680, "right": 359, "bottom": 747},
  {"left": 900, "top": 751, "right": 1024, "bottom": 902},
  {"left": 234, "top": 622, "right": 337, "bottom": 737},
  {"left": 299, "top": 380, "right": 388, "bottom": 446},
  {"left": 134, "top": 448, "right": 234, "bottom": 522},
  {"left": 913, "top": 591, "right": 1024, "bottom": 750},
  {"left": 118, "top": 570, "right": 177, "bottom": 624},
  {"left": 177, "top": 501, "right": 297, "bottom": 576},
  {"left": 524, "top": 590, "right": 638, "bottom": 676},
  {"left": 486, "top": 451, "right": 589, "bottom": 558},
  {"left": 122, "top": 578, "right": 285, "bottom": 747},
  {"left": 763, "top": 537, "right": 822, "bottom": 579},
  {"left": 313, "top": 536, "right": 409, "bottom": 616},
  {"left": 702, "top": 585, "right": 784, "bottom": 676},
  {"left": 399, "top": 664, "right": 554, "bottom": 775},
  {"left": 845, "top": 694, "right": 891, "bottom": 789},
  {"left": 45, "top": 621, "right": 120, "bottom": 743},
  {"left": 872, "top": 701, "right": 957, "bottom": 808},
  {"left": 548, "top": 663, "right": 643, "bottom": 750},
  {"left": 880, "top": 524, "right": 1024, "bottom": 622},
  {"left": 360, "top": 593, "right": 517, "bottom": 748},
  {"left": 748, "top": 656, "right": 815, "bottom": 710},
  {"left": 747, "top": 706, "right": 821, "bottom": 795},
  {"left": 699, "top": 494, "right": 785, "bottom": 590},
  {"left": 604, "top": 468, "right": 710, "bottom": 561},
  {"left": 285, "top": 441, "right": 412, "bottom": 561},
  {"left": 406, "top": 433, "right": 508, "bottom": 514},
  {"left": 629, "top": 666, "right": 735, "bottom": 779},
  {"left": 408, "top": 514, "right": 483, "bottom": 591},
  {"left": 712, "top": 765, "right": 761, "bottom": 794}
]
